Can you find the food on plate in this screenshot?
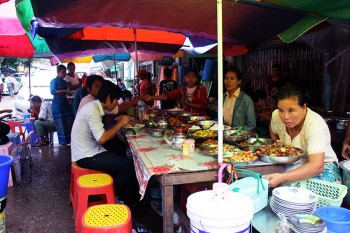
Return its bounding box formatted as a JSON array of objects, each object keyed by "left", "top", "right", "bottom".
[
  {"left": 174, "top": 125, "right": 191, "bottom": 133},
  {"left": 255, "top": 141, "right": 303, "bottom": 157},
  {"left": 169, "top": 117, "right": 183, "bottom": 126},
  {"left": 209, "top": 124, "right": 231, "bottom": 131},
  {"left": 201, "top": 139, "right": 218, "bottom": 145},
  {"left": 239, "top": 140, "right": 271, "bottom": 146},
  {"left": 223, "top": 151, "right": 258, "bottom": 163},
  {"left": 201, "top": 144, "right": 238, "bottom": 154},
  {"left": 191, "top": 129, "right": 217, "bottom": 138}
]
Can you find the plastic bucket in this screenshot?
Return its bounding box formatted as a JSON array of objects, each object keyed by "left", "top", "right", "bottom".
[
  {"left": 187, "top": 190, "right": 253, "bottom": 233},
  {"left": 339, "top": 160, "right": 350, "bottom": 205},
  {"left": 0, "top": 196, "right": 5, "bottom": 233},
  {"left": 0, "top": 155, "right": 14, "bottom": 197},
  {"left": 315, "top": 206, "right": 350, "bottom": 233}
]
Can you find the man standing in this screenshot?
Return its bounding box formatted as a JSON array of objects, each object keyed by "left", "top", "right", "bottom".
[
  {"left": 71, "top": 80, "right": 136, "bottom": 203},
  {"left": 33, "top": 98, "right": 56, "bottom": 147},
  {"left": 159, "top": 67, "right": 178, "bottom": 110}
]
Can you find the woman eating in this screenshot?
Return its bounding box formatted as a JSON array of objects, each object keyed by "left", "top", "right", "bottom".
[
  {"left": 144, "top": 69, "right": 208, "bottom": 115},
  {"left": 223, "top": 67, "right": 255, "bottom": 131},
  {"left": 267, "top": 86, "right": 341, "bottom": 187}
]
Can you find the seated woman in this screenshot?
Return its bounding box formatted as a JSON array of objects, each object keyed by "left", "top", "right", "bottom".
[
  {"left": 223, "top": 67, "right": 256, "bottom": 131},
  {"left": 144, "top": 69, "right": 208, "bottom": 115},
  {"left": 267, "top": 86, "right": 341, "bottom": 187}
]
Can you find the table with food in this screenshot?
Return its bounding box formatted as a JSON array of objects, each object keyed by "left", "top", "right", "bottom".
[{"left": 123, "top": 108, "right": 295, "bottom": 231}]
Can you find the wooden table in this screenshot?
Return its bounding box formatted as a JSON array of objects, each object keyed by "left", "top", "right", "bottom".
[{"left": 126, "top": 130, "right": 285, "bottom": 233}]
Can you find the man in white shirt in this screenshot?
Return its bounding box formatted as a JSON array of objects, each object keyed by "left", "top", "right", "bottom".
[
  {"left": 71, "top": 80, "right": 136, "bottom": 202},
  {"left": 34, "top": 98, "right": 56, "bottom": 147}
]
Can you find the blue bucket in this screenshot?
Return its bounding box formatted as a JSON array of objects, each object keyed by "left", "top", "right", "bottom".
[
  {"left": 0, "top": 155, "right": 14, "bottom": 198},
  {"left": 315, "top": 206, "right": 350, "bottom": 233}
]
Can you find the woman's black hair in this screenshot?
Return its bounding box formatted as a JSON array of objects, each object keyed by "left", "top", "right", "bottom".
[
  {"left": 86, "top": 75, "right": 104, "bottom": 90},
  {"left": 252, "top": 89, "right": 267, "bottom": 103},
  {"left": 276, "top": 86, "right": 309, "bottom": 106},
  {"left": 225, "top": 66, "right": 242, "bottom": 80},
  {"left": 96, "top": 80, "right": 123, "bottom": 103},
  {"left": 186, "top": 69, "right": 201, "bottom": 84},
  {"left": 67, "top": 62, "right": 75, "bottom": 68},
  {"left": 31, "top": 95, "right": 42, "bottom": 103},
  {"left": 57, "top": 64, "right": 66, "bottom": 73}
]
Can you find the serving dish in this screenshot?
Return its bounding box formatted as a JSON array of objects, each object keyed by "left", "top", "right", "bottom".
[
  {"left": 254, "top": 141, "right": 305, "bottom": 164},
  {"left": 223, "top": 151, "right": 258, "bottom": 166},
  {"left": 180, "top": 115, "right": 206, "bottom": 123},
  {"left": 237, "top": 137, "right": 273, "bottom": 151},
  {"left": 198, "top": 144, "right": 237, "bottom": 157},
  {"left": 164, "top": 108, "right": 184, "bottom": 115},
  {"left": 123, "top": 123, "right": 145, "bottom": 131},
  {"left": 193, "top": 120, "right": 217, "bottom": 129},
  {"left": 188, "top": 129, "right": 217, "bottom": 139},
  {"left": 147, "top": 128, "right": 166, "bottom": 138},
  {"left": 223, "top": 130, "right": 250, "bottom": 143}
]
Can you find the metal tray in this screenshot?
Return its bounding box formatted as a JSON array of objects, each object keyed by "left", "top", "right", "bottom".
[{"left": 237, "top": 138, "right": 273, "bottom": 151}]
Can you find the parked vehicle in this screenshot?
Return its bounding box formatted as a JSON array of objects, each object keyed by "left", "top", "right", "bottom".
[
  {"left": 15, "top": 72, "right": 53, "bottom": 114},
  {"left": 10, "top": 72, "right": 25, "bottom": 88}
]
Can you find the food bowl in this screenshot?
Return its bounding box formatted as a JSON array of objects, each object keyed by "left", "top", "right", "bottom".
[
  {"left": 123, "top": 123, "right": 145, "bottom": 131},
  {"left": 188, "top": 129, "right": 217, "bottom": 139},
  {"left": 237, "top": 138, "right": 273, "bottom": 151},
  {"left": 223, "top": 130, "right": 250, "bottom": 143},
  {"left": 148, "top": 128, "right": 165, "bottom": 138},
  {"left": 181, "top": 115, "right": 206, "bottom": 123},
  {"left": 165, "top": 108, "right": 183, "bottom": 115},
  {"left": 176, "top": 112, "right": 192, "bottom": 118},
  {"left": 255, "top": 143, "right": 305, "bottom": 164},
  {"left": 193, "top": 120, "right": 217, "bottom": 129},
  {"left": 258, "top": 154, "right": 301, "bottom": 164}
]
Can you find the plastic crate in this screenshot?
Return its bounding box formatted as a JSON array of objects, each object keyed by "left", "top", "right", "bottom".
[
  {"left": 229, "top": 176, "right": 269, "bottom": 214},
  {"left": 287, "top": 178, "right": 348, "bottom": 208}
]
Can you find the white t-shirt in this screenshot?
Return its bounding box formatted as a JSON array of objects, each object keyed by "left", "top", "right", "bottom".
[
  {"left": 64, "top": 73, "right": 80, "bottom": 86},
  {"left": 71, "top": 100, "right": 107, "bottom": 162},
  {"left": 77, "top": 94, "right": 119, "bottom": 115},
  {"left": 271, "top": 108, "right": 338, "bottom": 166}
]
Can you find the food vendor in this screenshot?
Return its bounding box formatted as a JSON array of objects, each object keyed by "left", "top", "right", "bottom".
[{"left": 267, "top": 86, "right": 341, "bottom": 187}]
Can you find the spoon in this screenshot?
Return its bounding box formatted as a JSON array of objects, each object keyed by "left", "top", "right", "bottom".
[
  {"left": 235, "top": 126, "right": 243, "bottom": 134},
  {"left": 253, "top": 133, "right": 262, "bottom": 146}
]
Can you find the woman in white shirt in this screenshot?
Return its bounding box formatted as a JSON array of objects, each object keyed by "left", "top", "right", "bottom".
[{"left": 267, "top": 86, "right": 341, "bottom": 187}]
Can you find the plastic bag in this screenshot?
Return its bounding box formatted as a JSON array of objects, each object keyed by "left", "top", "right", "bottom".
[{"left": 276, "top": 214, "right": 291, "bottom": 233}]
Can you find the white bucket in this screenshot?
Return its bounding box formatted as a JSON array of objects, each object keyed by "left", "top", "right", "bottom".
[{"left": 187, "top": 190, "right": 253, "bottom": 233}]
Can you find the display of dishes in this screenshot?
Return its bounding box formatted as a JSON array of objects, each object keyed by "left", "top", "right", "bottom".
[{"left": 237, "top": 138, "right": 273, "bottom": 151}]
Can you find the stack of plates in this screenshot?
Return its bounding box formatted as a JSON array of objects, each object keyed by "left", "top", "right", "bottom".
[
  {"left": 289, "top": 214, "right": 327, "bottom": 233},
  {"left": 270, "top": 187, "right": 318, "bottom": 217}
]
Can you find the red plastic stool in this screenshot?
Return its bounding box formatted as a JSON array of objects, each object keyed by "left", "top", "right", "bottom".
[
  {"left": 180, "top": 182, "right": 214, "bottom": 213},
  {"left": 70, "top": 162, "right": 102, "bottom": 212},
  {"left": 75, "top": 173, "right": 116, "bottom": 233},
  {"left": 81, "top": 204, "right": 132, "bottom": 233}
]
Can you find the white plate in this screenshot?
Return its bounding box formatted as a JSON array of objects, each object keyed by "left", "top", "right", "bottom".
[{"left": 272, "top": 187, "right": 318, "bottom": 204}]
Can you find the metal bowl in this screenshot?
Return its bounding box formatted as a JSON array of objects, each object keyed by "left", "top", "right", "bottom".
[
  {"left": 176, "top": 112, "right": 192, "bottom": 118},
  {"left": 188, "top": 129, "right": 217, "bottom": 139},
  {"left": 237, "top": 138, "right": 273, "bottom": 151},
  {"left": 223, "top": 130, "right": 250, "bottom": 143},
  {"left": 258, "top": 154, "right": 301, "bottom": 164},
  {"left": 147, "top": 128, "right": 165, "bottom": 138},
  {"left": 181, "top": 115, "right": 206, "bottom": 123},
  {"left": 193, "top": 120, "right": 217, "bottom": 129}
]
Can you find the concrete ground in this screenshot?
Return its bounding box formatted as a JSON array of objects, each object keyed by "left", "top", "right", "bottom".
[{"left": 1, "top": 96, "right": 164, "bottom": 233}]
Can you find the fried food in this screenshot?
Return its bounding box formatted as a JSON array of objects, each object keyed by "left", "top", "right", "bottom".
[
  {"left": 169, "top": 117, "right": 183, "bottom": 126},
  {"left": 192, "top": 130, "right": 217, "bottom": 138},
  {"left": 201, "top": 144, "right": 239, "bottom": 153},
  {"left": 202, "top": 139, "right": 218, "bottom": 145},
  {"left": 255, "top": 141, "right": 303, "bottom": 157},
  {"left": 223, "top": 151, "right": 258, "bottom": 163}
]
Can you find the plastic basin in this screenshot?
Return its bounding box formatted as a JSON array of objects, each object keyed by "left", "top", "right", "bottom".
[
  {"left": 0, "top": 155, "right": 14, "bottom": 198},
  {"left": 315, "top": 206, "right": 350, "bottom": 233}
]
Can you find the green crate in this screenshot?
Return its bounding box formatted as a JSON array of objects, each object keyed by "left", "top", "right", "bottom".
[{"left": 287, "top": 178, "right": 348, "bottom": 208}]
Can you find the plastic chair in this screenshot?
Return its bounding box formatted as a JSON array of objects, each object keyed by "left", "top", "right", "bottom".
[
  {"left": 6, "top": 121, "right": 25, "bottom": 142},
  {"left": 70, "top": 162, "right": 103, "bottom": 213},
  {"left": 9, "top": 142, "right": 33, "bottom": 183},
  {"left": 81, "top": 204, "right": 132, "bottom": 233},
  {"left": 74, "top": 173, "right": 116, "bottom": 233}
]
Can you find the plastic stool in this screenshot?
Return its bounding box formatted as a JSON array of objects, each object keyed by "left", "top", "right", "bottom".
[
  {"left": 75, "top": 173, "right": 116, "bottom": 233},
  {"left": 81, "top": 204, "right": 132, "bottom": 233},
  {"left": 180, "top": 182, "right": 214, "bottom": 213},
  {"left": 70, "top": 162, "right": 102, "bottom": 212}
]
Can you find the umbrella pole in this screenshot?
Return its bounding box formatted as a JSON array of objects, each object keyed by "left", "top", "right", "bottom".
[
  {"left": 133, "top": 29, "right": 139, "bottom": 97},
  {"left": 217, "top": 0, "right": 224, "bottom": 164},
  {"left": 113, "top": 59, "right": 117, "bottom": 79},
  {"left": 28, "top": 58, "right": 32, "bottom": 98}
]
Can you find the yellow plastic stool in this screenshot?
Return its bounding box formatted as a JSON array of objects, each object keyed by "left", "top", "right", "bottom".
[
  {"left": 75, "top": 174, "right": 115, "bottom": 233},
  {"left": 82, "top": 204, "right": 132, "bottom": 233}
]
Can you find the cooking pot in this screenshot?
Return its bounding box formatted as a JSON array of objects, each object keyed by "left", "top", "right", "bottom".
[{"left": 339, "top": 160, "right": 350, "bottom": 205}]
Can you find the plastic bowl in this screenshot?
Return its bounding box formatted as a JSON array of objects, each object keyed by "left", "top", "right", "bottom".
[{"left": 315, "top": 206, "right": 350, "bottom": 233}]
